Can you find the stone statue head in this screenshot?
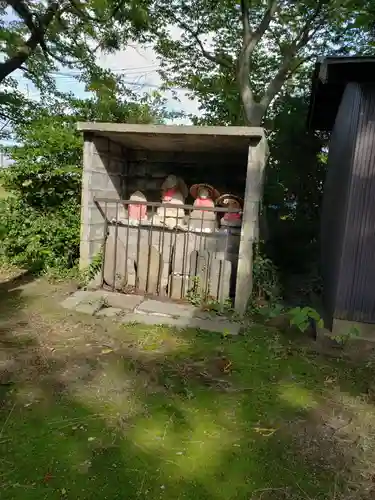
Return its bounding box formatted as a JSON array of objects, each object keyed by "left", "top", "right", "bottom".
[
  {"left": 129, "top": 190, "right": 147, "bottom": 201},
  {"left": 161, "top": 175, "right": 188, "bottom": 199},
  {"left": 216, "top": 194, "right": 243, "bottom": 210},
  {"left": 199, "top": 187, "right": 209, "bottom": 198},
  {"left": 190, "top": 183, "right": 220, "bottom": 201},
  {"left": 162, "top": 175, "right": 178, "bottom": 190}
]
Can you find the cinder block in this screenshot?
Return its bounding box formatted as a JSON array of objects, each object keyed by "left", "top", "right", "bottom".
[
  {"left": 108, "top": 158, "right": 124, "bottom": 174},
  {"left": 86, "top": 223, "right": 105, "bottom": 241},
  {"left": 93, "top": 136, "right": 110, "bottom": 153},
  {"left": 92, "top": 152, "right": 108, "bottom": 171}
]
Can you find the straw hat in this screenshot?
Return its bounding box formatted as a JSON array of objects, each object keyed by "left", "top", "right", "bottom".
[
  {"left": 190, "top": 183, "right": 220, "bottom": 201},
  {"left": 216, "top": 193, "right": 244, "bottom": 209},
  {"left": 161, "top": 175, "right": 188, "bottom": 199}
]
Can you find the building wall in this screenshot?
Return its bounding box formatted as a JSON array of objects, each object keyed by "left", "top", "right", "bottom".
[
  {"left": 322, "top": 83, "right": 375, "bottom": 326},
  {"left": 336, "top": 84, "right": 375, "bottom": 323},
  {"left": 80, "top": 134, "right": 127, "bottom": 269},
  {"left": 321, "top": 83, "right": 361, "bottom": 327}
]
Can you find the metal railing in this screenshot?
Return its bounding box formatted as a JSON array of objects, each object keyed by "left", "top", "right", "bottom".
[{"left": 94, "top": 197, "right": 242, "bottom": 305}]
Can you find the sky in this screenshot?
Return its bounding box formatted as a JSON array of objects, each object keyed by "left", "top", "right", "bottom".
[
  {"left": 1, "top": 40, "right": 201, "bottom": 162},
  {"left": 97, "top": 38, "right": 202, "bottom": 123},
  {"left": 13, "top": 35, "right": 201, "bottom": 125},
  {"left": 0, "top": 8, "right": 203, "bottom": 160}
]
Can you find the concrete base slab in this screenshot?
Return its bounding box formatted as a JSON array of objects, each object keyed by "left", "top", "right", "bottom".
[
  {"left": 75, "top": 301, "right": 103, "bottom": 316},
  {"left": 61, "top": 290, "right": 94, "bottom": 310},
  {"left": 323, "top": 318, "right": 375, "bottom": 342},
  {"left": 101, "top": 291, "right": 144, "bottom": 310},
  {"left": 61, "top": 289, "right": 240, "bottom": 335},
  {"left": 96, "top": 307, "right": 123, "bottom": 318},
  {"left": 122, "top": 312, "right": 241, "bottom": 335},
  {"left": 61, "top": 290, "right": 106, "bottom": 315},
  {"left": 136, "top": 299, "right": 196, "bottom": 318}
]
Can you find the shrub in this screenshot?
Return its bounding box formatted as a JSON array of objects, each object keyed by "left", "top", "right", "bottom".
[
  {"left": 252, "top": 243, "right": 281, "bottom": 304},
  {"left": 0, "top": 197, "right": 80, "bottom": 272},
  {"left": 0, "top": 94, "right": 168, "bottom": 274}
]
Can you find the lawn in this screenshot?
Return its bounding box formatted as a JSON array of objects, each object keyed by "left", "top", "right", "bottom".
[{"left": 1, "top": 269, "right": 375, "bottom": 499}]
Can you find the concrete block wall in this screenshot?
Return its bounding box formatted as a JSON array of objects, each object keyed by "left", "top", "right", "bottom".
[
  {"left": 125, "top": 150, "right": 248, "bottom": 203},
  {"left": 80, "top": 139, "right": 251, "bottom": 270},
  {"left": 79, "top": 132, "right": 268, "bottom": 317},
  {"left": 80, "top": 134, "right": 127, "bottom": 269}
]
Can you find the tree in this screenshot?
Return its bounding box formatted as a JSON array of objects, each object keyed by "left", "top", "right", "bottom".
[
  {"left": 0, "top": 0, "right": 148, "bottom": 82},
  {"left": 135, "top": 0, "right": 375, "bottom": 293},
  {"left": 146, "top": 0, "right": 373, "bottom": 126},
  {"left": 0, "top": 0, "right": 154, "bottom": 122},
  {"left": 0, "top": 89, "right": 169, "bottom": 272}
]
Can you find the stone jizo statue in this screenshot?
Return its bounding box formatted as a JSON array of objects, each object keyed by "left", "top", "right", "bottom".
[
  {"left": 216, "top": 194, "right": 243, "bottom": 227},
  {"left": 127, "top": 191, "right": 147, "bottom": 225},
  {"left": 154, "top": 175, "right": 188, "bottom": 228},
  {"left": 189, "top": 183, "right": 220, "bottom": 232}
]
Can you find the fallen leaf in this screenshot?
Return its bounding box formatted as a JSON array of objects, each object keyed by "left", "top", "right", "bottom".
[
  {"left": 253, "top": 427, "right": 277, "bottom": 437},
  {"left": 101, "top": 348, "right": 113, "bottom": 354},
  {"left": 43, "top": 472, "right": 53, "bottom": 483}
]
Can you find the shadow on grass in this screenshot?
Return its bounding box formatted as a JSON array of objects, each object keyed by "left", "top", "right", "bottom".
[
  {"left": 1, "top": 317, "right": 375, "bottom": 499},
  {"left": 0, "top": 270, "right": 36, "bottom": 317}
]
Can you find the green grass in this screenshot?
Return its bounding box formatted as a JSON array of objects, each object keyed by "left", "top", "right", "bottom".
[{"left": 1, "top": 273, "right": 375, "bottom": 499}]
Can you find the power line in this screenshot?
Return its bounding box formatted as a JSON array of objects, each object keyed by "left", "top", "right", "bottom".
[
  {"left": 49, "top": 65, "right": 159, "bottom": 77},
  {"left": 48, "top": 71, "right": 191, "bottom": 93}
]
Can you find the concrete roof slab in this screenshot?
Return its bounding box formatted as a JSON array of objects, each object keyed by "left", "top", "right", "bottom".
[{"left": 77, "top": 123, "right": 264, "bottom": 153}]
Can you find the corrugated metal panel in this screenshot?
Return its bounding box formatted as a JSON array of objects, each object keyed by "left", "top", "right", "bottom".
[
  {"left": 335, "top": 85, "right": 375, "bottom": 322},
  {"left": 321, "top": 83, "right": 362, "bottom": 328}
]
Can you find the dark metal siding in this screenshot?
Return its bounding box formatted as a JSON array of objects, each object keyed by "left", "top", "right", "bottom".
[
  {"left": 336, "top": 85, "right": 375, "bottom": 322},
  {"left": 321, "top": 83, "right": 361, "bottom": 328},
  {"left": 322, "top": 83, "right": 375, "bottom": 326}
]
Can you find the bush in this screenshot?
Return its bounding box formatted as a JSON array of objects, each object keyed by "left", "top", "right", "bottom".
[
  {"left": 252, "top": 243, "right": 281, "bottom": 304},
  {"left": 1, "top": 114, "right": 82, "bottom": 210},
  {"left": 0, "top": 197, "right": 80, "bottom": 272},
  {"left": 0, "top": 94, "right": 168, "bottom": 275}
]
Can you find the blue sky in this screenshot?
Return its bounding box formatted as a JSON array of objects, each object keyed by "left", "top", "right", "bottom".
[
  {"left": 1, "top": 6, "right": 200, "bottom": 126},
  {"left": 0, "top": 8, "right": 201, "bottom": 159}
]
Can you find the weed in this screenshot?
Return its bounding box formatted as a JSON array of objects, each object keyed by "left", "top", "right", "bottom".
[
  {"left": 332, "top": 326, "right": 361, "bottom": 346},
  {"left": 288, "top": 306, "right": 324, "bottom": 333}
]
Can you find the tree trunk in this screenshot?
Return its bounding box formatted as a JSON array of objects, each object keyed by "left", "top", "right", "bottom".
[
  {"left": 0, "top": 49, "right": 32, "bottom": 83},
  {"left": 243, "top": 100, "right": 266, "bottom": 127},
  {"left": 0, "top": 1, "right": 60, "bottom": 84}
]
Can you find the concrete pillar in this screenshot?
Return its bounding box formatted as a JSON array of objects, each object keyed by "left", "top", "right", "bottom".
[
  {"left": 80, "top": 133, "right": 94, "bottom": 269},
  {"left": 235, "top": 134, "right": 268, "bottom": 316},
  {"left": 79, "top": 134, "right": 126, "bottom": 269}
]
